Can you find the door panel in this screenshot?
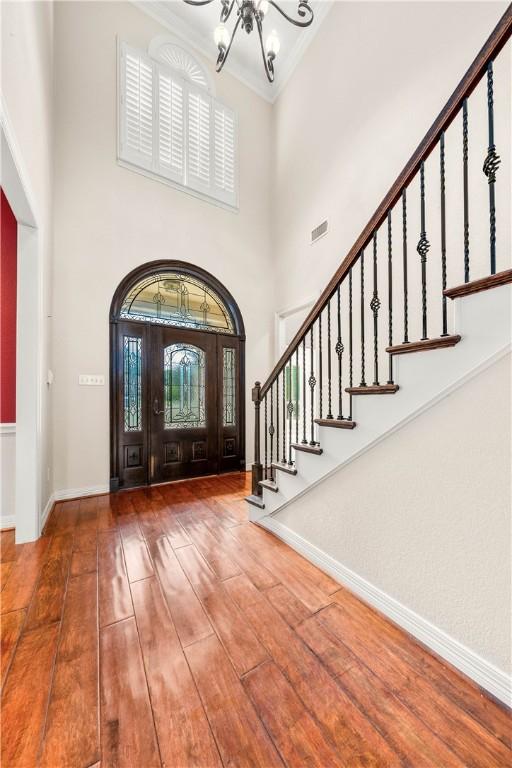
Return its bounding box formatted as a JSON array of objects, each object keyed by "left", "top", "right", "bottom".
[
  {"left": 113, "top": 322, "right": 244, "bottom": 489},
  {"left": 115, "top": 321, "right": 150, "bottom": 489},
  {"left": 150, "top": 327, "right": 218, "bottom": 482}
]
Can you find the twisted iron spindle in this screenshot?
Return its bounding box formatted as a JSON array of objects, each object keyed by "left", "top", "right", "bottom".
[
  {"left": 360, "top": 251, "right": 366, "bottom": 386},
  {"left": 295, "top": 347, "right": 299, "bottom": 445},
  {"left": 370, "top": 232, "right": 380, "bottom": 386},
  {"left": 309, "top": 327, "right": 316, "bottom": 445},
  {"left": 326, "top": 299, "right": 333, "bottom": 419},
  {"left": 336, "top": 284, "right": 343, "bottom": 419},
  {"left": 269, "top": 384, "right": 274, "bottom": 476},
  {"left": 276, "top": 374, "right": 280, "bottom": 467},
  {"left": 483, "top": 61, "right": 501, "bottom": 275},
  {"left": 387, "top": 212, "right": 394, "bottom": 384},
  {"left": 264, "top": 395, "right": 268, "bottom": 479},
  {"left": 402, "top": 190, "right": 409, "bottom": 344},
  {"left": 348, "top": 268, "right": 353, "bottom": 420},
  {"left": 463, "top": 99, "right": 470, "bottom": 282},
  {"left": 281, "top": 370, "right": 286, "bottom": 465},
  {"left": 287, "top": 361, "right": 293, "bottom": 465},
  {"left": 440, "top": 132, "right": 448, "bottom": 336},
  {"left": 417, "top": 162, "right": 430, "bottom": 340},
  {"left": 318, "top": 313, "right": 323, "bottom": 419},
  {"left": 301, "top": 339, "right": 307, "bottom": 444}
]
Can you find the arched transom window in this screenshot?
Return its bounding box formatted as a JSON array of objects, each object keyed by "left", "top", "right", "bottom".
[{"left": 120, "top": 272, "right": 235, "bottom": 334}]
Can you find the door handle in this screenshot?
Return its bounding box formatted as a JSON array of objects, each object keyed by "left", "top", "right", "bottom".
[{"left": 153, "top": 398, "right": 164, "bottom": 416}]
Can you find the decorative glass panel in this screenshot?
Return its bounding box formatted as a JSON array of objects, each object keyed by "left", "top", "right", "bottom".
[
  {"left": 164, "top": 343, "right": 206, "bottom": 429},
  {"left": 285, "top": 365, "right": 300, "bottom": 419},
  {"left": 123, "top": 336, "right": 142, "bottom": 431},
  {"left": 223, "top": 348, "right": 236, "bottom": 426},
  {"left": 120, "top": 272, "right": 235, "bottom": 333}
]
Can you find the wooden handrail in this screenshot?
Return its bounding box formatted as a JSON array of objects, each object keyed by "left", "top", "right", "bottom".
[{"left": 259, "top": 4, "right": 512, "bottom": 399}]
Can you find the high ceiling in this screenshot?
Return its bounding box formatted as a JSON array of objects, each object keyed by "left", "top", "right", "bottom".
[{"left": 135, "top": 1, "right": 333, "bottom": 101}]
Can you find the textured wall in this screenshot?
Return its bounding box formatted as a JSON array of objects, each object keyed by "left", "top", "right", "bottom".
[{"left": 276, "top": 354, "right": 512, "bottom": 674}]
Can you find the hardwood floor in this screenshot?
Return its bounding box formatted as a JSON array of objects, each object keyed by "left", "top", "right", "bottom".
[{"left": 1, "top": 473, "right": 510, "bottom": 767}]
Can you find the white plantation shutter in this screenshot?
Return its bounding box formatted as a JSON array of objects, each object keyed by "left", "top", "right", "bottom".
[
  {"left": 187, "top": 88, "right": 211, "bottom": 193},
  {"left": 213, "top": 104, "right": 236, "bottom": 206},
  {"left": 157, "top": 70, "right": 185, "bottom": 183},
  {"left": 119, "top": 43, "right": 238, "bottom": 208},
  {"left": 120, "top": 44, "right": 154, "bottom": 170}
]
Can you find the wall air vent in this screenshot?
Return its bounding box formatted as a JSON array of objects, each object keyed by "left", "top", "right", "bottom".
[{"left": 311, "top": 219, "right": 328, "bottom": 244}]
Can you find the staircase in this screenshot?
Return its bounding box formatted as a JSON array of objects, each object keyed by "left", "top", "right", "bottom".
[{"left": 246, "top": 7, "right": 512, "bottom": 520}]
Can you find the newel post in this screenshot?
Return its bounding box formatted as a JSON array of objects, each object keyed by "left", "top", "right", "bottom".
[{"left": 251, "top": 381, "right": 263, "bottom": 496}]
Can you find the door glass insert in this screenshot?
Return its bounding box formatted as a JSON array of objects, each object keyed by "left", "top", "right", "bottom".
[
  {"left": 223, "top": 347, "right": 236, "bottom": 426},
  {"left": 120, "top": 272, "right": 235, "bottom": 333},
  {"left": 164, "top": 343, "right": 206, "bottom": 429},
  {"left": 124, "top": 336, "right": 142, "bottom": 431}
]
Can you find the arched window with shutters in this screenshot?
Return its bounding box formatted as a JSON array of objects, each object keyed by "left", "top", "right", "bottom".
[{"left": 118, "top": 36, "right": 238, "bottom": 208}]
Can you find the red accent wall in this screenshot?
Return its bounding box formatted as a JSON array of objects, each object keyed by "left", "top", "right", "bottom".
[{"left": 1, "top": 188, "right": 17, "bottom": 423}]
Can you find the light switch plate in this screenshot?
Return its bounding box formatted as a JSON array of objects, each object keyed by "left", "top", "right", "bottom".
[{"left": 79, "top": 374, "right": 105, "bottom": 386}]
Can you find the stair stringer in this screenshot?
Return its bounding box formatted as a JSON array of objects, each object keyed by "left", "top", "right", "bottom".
[{"left": 249, "top": 283, "right": 511, "bottom": 522}]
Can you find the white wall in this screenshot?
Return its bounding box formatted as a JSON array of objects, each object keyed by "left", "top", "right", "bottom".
[
  {"left": 275, "top": 352, "right": 512, "bottom": 676},
  {"left": 272, "top": 1, "right": 511, "bottom": 333},
  {"left": 1, "top": 0, "right": 54, "bottom": 537},
  {"left": 52, "top": 1, "right": 274, "bottom": 493}
]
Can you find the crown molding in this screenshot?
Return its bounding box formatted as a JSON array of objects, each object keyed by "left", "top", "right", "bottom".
[{"left": 132, "top": 0, "right": 333, "bottom": 104}]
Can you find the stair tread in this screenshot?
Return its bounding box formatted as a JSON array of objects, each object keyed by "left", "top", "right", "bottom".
[
  {"left": 259, "top": 479, "right": 279, "bottom": 493},
  {"left": 315, "top": 418, "right": 356, "bottom": 429},
  {"left": 386, "top": 335, "right": 461, "bottom": 355},
  {"left": 291, "top": 443, "right": 323, "bottom": 455},
  {"left": 271, "top": 462, "right": 297, "bottom": 475},
  {"left": 246, "top": 494, "right": 265, "bottom": 509},
  {"left": 345, "top": 384, "right": 399, "bottom": 395},
  {"left": 444, "top": 269, "right": 512, "bottom": 299}
]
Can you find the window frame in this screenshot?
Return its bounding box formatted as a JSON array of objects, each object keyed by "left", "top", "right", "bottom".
[{"left": 117, "top": 39, "right": 239, "bottom": 212}]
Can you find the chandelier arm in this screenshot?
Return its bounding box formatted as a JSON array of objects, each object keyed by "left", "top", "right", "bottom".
[
  {"left": 220, "top": 0, "right": 239, "bottom": 23},
  {"left": 267, "top": 0, "right": 314, "bottom": 27},
  {"left": 256, "top": 14, "right": 275, "bottom": 83},
  {"left": 216, "top": 12, "right": 243, "bottom": 72},
  {"left": 182, "top": 0, "right": 217, "bottom": 5}
]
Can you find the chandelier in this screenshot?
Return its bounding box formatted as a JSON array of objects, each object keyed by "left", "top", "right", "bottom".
[{"left": 182, "top": 0, "right": 314, "bottom": 82}]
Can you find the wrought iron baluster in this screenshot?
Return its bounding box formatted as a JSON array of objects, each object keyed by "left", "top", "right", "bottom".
[
  {"left": 348, "top": 268, "right": 353, "bottom": 420},
  {"left": 269, "top": 384, "right": 274, "bottom": 477},
  {"left": 417, "top": 162, "right": 430, "bottom": 340},
  {"left": 360, "top": 251, "right": 366, "bottom": 386},
  {"left": 463, "top": 99, "right": 470, "bottom": 282},
  {"left": 318, "top": 313, "right": 323, "bottom": 419},
  {"left": 264, "top": 394, "right": 268, "bottom": 479},
  {"left": 440, "top": 132, "right": 448, "bottom": 336},
  {"left": 282, "top": 370, "right": 286, "bottom": 465},
  {"left": 387, "top": 212, "right": 394, "bottom": 384},
  {"left": 276, "top": 375, "right": 280, "bottom": 467},
  {"left": 336, "top": 284, "right": 343, "bottom": 419},
  {"left": 371, "top": 232, "right": 380, "bottom": 386},
  {"left": 326, "top": 299, "right": 333, "bottom": 419},
  {"left": 402, "top": 190, "right": 409, "bottom": 344},
  {"left": 483, "top": 61, "right": 501, "bottom": 275},
  {"left": 287, "top": 361, "right": 293, "bottom": 465},
  {"left": 301, "top": 339, "right": 307, "bottom": 443},
  {"left": 295, "top": 347, "right": 299, "bottom": 445},
  {"left": 309, "top": 327, "right": 316, "bottom": 445}
]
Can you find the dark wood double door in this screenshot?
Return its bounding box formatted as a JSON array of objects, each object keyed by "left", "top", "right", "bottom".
[{"left": 112, "top": 321, "right": 244, "bottom": 490}]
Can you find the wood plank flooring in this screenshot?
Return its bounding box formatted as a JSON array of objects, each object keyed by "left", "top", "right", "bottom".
[{"left": 1, "top": 473, "right": 510, "bottom": 767}]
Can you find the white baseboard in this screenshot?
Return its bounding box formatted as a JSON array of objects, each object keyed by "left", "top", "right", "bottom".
[
  {"left": 40, "top": 493, "right": 55, "bottom": 532},
  {"left": 53, "top": 484, "right": 110, "bottom": 502},
  {"left": 259, "top": 516, "right": 512, "bottom": 707},
  {"left": 0, "top": 515, "right": 15, "bottom": 530}
]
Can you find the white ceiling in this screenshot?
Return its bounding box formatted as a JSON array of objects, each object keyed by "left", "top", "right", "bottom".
[{"left": 134, "top": 0, "right": 333, "bottom": 101}]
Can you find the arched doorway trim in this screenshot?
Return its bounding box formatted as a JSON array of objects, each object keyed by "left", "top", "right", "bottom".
[{"left": 110, "top": 260, "right": 245, "bottom": 491}]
